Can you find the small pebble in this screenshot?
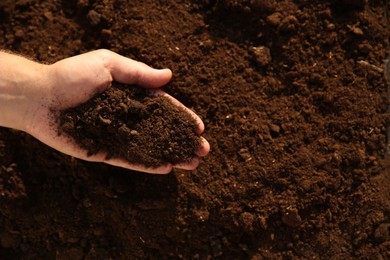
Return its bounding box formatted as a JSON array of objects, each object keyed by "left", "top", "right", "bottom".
[
  {"left": 82, "top": 198, "right": 92, "bottom": 208},
  {"left": 348, "top": 25, "right": 364, "bottom": 36},
  {"left": 269, "top": 124, "right": 280, "bottom": 134},
  {"left": 279, "top": 15, "right": 298, "bottom": 32},
  {"left": 14, "top": 29, "right": 24, "bottom": 38},
  {"left": 267, "top": 12, "right": 282, "bottom": 27},
  {"left": 282, "top": 208, "right": 302, "bottom": 228},
  {"left": 252, "top": 46, "right": 272, "bottom": 66},
  {"left": 98, "top": 115, "right": 111, "bottom": 125},
  {"left": 87, "top": 10, "right": 101, "bottom": 26},
  {"left": 78, "top": 0, "right": 89, "bottom": 8},
  {"left": 43, "top": 11, "right": 54, "bottom": 21},
  {"left": 101, "top": 29, "right": 112, "bottom": 37},
  {"left": 327, "top": 23, "right": 335, "bottom": 30}
]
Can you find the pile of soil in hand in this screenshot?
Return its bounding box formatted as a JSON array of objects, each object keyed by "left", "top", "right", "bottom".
[{"left": 59, "top": 83, "right": 200, "bottom": 167}]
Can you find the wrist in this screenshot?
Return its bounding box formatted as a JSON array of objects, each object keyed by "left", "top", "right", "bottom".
[{"left": 0, "top": 52, "right": 49, "bottom": 131}]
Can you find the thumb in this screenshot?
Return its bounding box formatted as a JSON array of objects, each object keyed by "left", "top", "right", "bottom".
[{"left": 97, "top": 50, "right": 172, "bottom": 88}]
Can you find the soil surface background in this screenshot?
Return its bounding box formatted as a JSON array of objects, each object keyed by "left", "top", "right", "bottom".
[{"left": 0, "top": 0, "right": 389, "bottom": 259}]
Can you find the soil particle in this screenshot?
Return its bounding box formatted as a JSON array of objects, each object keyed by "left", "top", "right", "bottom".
[
  {"left": 43, "top": 11, "right": 54, "bottom": 22},
  {"left": 269, "top": 123, "right": 281, "bottom": 134},
  {"left": 267, "top": 12, "right": 282, "bottom": 26},
  {"left": 279, "top": 15, "right": 298, "bottom": 32},
  {"left": 252, "top": 46, "right": 272, "bottom": 66},
  {"left": 239, "top": 212, "right": 256, "bottom": 231},
  {"left": 87, "top": 10, "right": 101, "bottom": 26},
  {"left": 77, "top": 0, "right": 89, "bottom": 9},
  {"left": 358, "top": 43, "right": 372, "bottom": 54},
  {"left": 101, "top": 29, "right": 112, "bottom": 37},
  {"left": 0, "top": 164, "right": 26, "bottom": 198},
  {"left": 59, "top": 83, "right": 200, "bottom": 167},
  {"left": 348, "top": 24, "right": 364, "bottom": 36},
  {"left": 14, "top": 29, "right": 24, "bottom": 38},
  {"left": 282, "top": 207, "right": 302, "bottom": 228},
  {"left": 374, "top": 223, "right": 390, "bottom": 242}
]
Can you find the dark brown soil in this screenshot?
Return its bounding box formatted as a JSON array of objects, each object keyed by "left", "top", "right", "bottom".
[
  {"left": 0, "top": 0, "right": 389, "bottom": 259},
  {"left": 59, "top": 83, "right": 200, "bottom": 167}
]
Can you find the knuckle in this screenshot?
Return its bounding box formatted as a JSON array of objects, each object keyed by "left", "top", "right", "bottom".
[
  {"left": 94, "top": 49, "right": 114, "bottom": 84},
  {"left": 96, "top": 49, "right": 113, "bottom": 67}
]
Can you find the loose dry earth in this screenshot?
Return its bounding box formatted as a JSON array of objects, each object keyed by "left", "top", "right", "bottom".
[
  {"left": 0, "top": 0, "right": 389, "bottom": 259},
  {"left": 59, "top": 83, "right": 201, "bottom": 168}
]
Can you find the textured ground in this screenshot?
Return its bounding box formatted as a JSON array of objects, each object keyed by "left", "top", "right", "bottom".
[{"left": 0, "top": 0, "right": 389, "bottom": 259}]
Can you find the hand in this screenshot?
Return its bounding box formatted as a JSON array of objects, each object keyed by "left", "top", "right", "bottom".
[{"left": 0, "top": 49, "right": 209, "bottom": 174}]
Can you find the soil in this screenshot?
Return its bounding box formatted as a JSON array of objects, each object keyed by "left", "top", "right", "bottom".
[
  {"left": 0, "top": 0, "right": 389, "bottom": 259},
  {"left": 59, "top": 83, "right": 200, "bottom": 167}
]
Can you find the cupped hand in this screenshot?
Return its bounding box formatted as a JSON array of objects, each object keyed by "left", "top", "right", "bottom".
[{"left": 24, "top": 49, "right": 210, "bottom": 174}]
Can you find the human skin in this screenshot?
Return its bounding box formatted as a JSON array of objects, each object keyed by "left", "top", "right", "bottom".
[{"left": 0, "top": 49, "right": 210, "bottom": 174}]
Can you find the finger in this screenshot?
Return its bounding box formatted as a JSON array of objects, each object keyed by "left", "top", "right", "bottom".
[
  {"left": 173, "top": 157, "right": 200, "bottom": 171},
  {"left": 98, "top": 50, "right": 172, "bottom": 88},
  {"left": 196, "top": 137, "right": 210, "bottom": 157},
  {"left": 104, "top": 157, "right": 173, "bottom": 174},
  {"left": 149, "top": 89, "right": 205, "bottom": 134}
]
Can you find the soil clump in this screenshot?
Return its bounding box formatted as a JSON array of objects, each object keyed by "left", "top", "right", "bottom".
[{"left": 59, "top": 83, "right": 200, "bottom": 167}]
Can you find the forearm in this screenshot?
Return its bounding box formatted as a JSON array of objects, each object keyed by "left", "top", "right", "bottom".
[{"left": 0, "top": 51, "right": 48, "bottom": 131}]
